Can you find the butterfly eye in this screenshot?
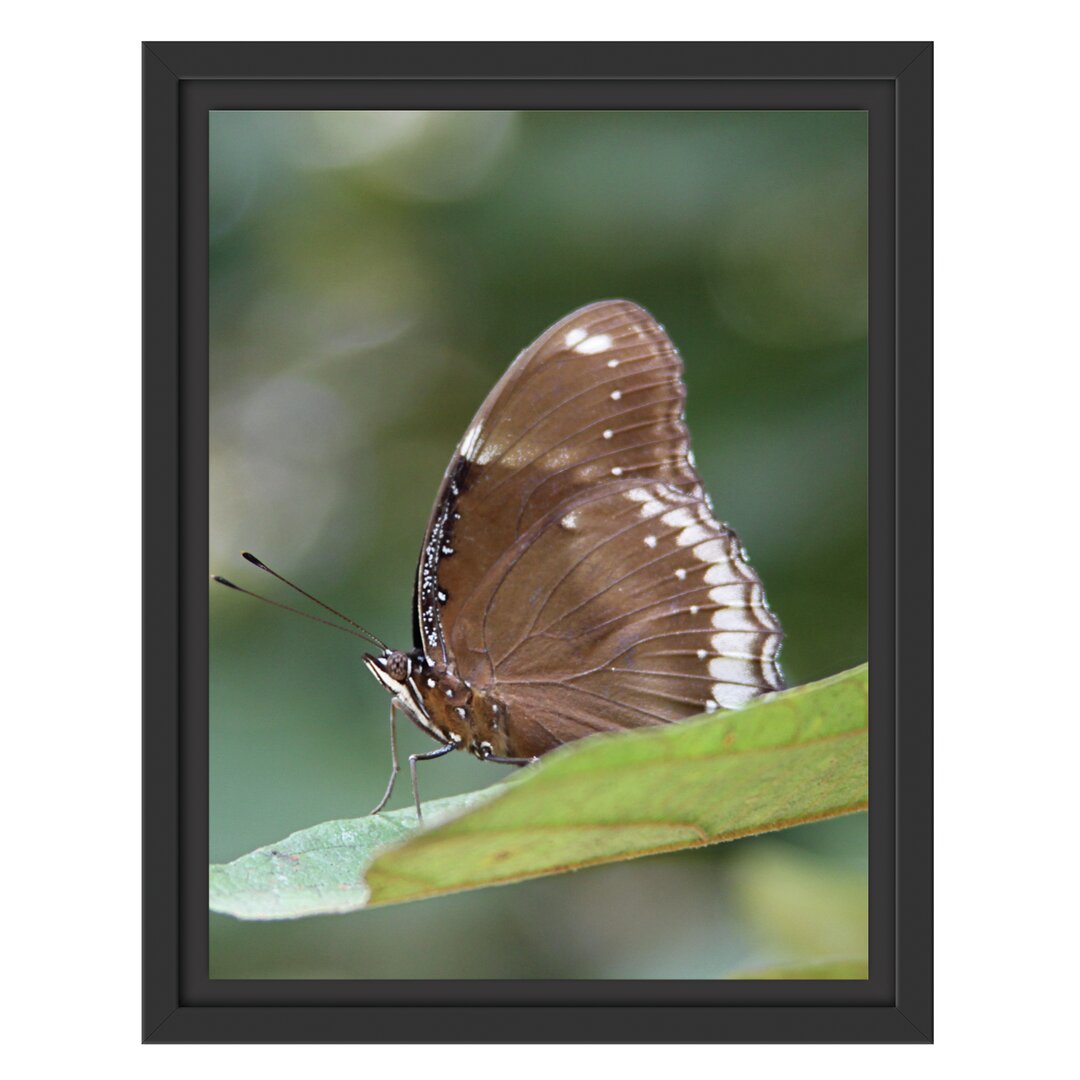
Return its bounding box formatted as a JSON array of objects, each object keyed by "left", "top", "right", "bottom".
[{"left": 383, "top": 652, "right": 409, "bottom": 681}]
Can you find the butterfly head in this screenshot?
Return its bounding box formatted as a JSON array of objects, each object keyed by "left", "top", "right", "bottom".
[{"left": 363, "top": 649, "right": 416, "bottom": 696}]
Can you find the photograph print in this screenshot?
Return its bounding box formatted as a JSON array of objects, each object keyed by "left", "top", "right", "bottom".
[{"left": 208, "top": 108, "right": 869, "bottom": 981}]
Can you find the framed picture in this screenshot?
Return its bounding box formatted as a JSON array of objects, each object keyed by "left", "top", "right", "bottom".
[{"left": 144, "top": 41, "right": 932, "bottom": 1043}]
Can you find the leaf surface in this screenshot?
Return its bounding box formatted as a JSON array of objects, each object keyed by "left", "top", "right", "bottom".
[{"left": 210, "top": 664, "right": 867, "bottom": 919}]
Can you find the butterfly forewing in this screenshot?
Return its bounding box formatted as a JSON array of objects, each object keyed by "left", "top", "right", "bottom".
[
  {"left": 414, "top": 300, "right": 783, "bottom": 757},
  {"left": 417, "top": 301, "right": 694, "bottom": 653}
]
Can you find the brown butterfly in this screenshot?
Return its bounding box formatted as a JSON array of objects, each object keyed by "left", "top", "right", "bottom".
[{"left": 216, "top": 300, "right": 783, "bottom": 819}]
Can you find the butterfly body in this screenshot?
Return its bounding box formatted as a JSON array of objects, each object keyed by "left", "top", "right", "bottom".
[
  {"left": 363, "top": 648, "right": 514, "bottom": 760},
  {"left": 364, "top": 299, "right": 784, "bottom": 790}
]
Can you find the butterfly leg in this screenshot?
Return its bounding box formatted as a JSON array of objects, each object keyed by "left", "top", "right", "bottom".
[
  {"left": 482, "top": 751, "right": 539, "bottom": 767},
  {"left": 369, "top": 702, "right": 401, "bottom": 816},
  {"left": 408, "top": 742, "right": 456, "bottom": 823}
]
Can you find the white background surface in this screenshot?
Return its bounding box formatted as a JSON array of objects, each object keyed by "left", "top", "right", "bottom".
[{"left": 5, "top": 3, "right": 1076, "bottom": 1073}]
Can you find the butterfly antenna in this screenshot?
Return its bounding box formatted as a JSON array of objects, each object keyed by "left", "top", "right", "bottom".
[
  {"left": 212, "top": 575, "right": 386, "bottom": 650},
  {"left": 239, "top": 553, "right": 388, "bottom": 650},
  {"left": 211, "top": 576, "right": 384, "bottom": 647}
]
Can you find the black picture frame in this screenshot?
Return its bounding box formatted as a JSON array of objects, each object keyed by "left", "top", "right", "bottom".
[{"left": 144, "top": 40, "right": 932, "bottom": 1044}]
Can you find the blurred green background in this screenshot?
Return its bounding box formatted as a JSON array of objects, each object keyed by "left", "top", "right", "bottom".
[{"left": 209, "top": 110, "right": 868, "bottom": 979}]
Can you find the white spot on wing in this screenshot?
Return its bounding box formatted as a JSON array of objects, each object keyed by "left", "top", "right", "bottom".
[
  {"left": 710, "top": 584, "right": 754, "bottom": 606},
  {"left": 560, "top": 512, "right": 578, "bottom": 530},
  {"left": 705, "top": 563, "right": 737, "bottom": 585},
  {"left": 602, "top": 429, "right": 613, "bottom": 439},
  {"left": 675, "top": 568, "right": 687, "bottom": 580},
  {"left": 624, "top": 487, "right": 667, "bottom": 518},
  {"left": 710, "top": 632, "right": 761, "bottom": 656},
  {"left": 610, "top": 390, "right": 622, "bottom": 401},
  {"left": 606, "top": 359, "right": 619, "bottom": 368},
  {"left": 697, "top": 503, "right": 719, "bottom": 526},
  {"left": 693, "top": 539, "right": 728, "bottom": 564},
  {"left": 711, "top": 683, "right": 757, "bottom": 708},
  {"left": 677, "top": 524, "right": 710, "bottom": 547},
  {"left": 611, "top": 466, "right": 623, "bottom": 476},
  {"left": 576, "top": 332, "right": 613, "bottom": 355},
  {"left": 565, "top": 327, "right": 587, "bottom": 348},
  {"left": 662, "top": 507, "right": 696, "bottom": 529},
  {"left": 709, "top": 654, "right": 756, "bottom": 683},
  {"left": 643, "top": 534, "right": 657, "bottom": 548},
  {"left": 459, "top": 423, "right": 482, "bottom": 461},
  {"left": 711, "top": 606, "right": 754, "bottom": 630}
]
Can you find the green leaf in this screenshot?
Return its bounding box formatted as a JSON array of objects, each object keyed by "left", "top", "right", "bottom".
[{"left": 210, "top": 664, "right": 867, "bottom": 920}]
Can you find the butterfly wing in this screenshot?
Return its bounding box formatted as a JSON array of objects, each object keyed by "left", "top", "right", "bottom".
[{"left": 415, "top": 300, "right": 783, "bottom": 756}]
